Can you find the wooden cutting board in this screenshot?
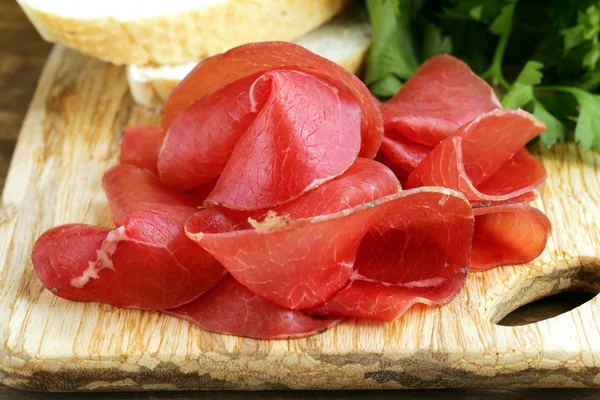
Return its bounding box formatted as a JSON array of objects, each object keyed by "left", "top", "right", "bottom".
[{"left": 1, "top": 46, "right": 600, "bottom": 392}]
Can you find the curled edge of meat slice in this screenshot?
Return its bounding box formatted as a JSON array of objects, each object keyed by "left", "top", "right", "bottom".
[
  {"left": 162, "top": 41, "right": 383, "bottom": 159},
  {"left": 471, "top": 203, "right": 551, "bottom": 271},
  {"left": 166, "top": 275, "right": 342, "bottom": 340},
  {"left": 160, "top": 70, "right": 362, "bottom": 211},
  {"left": 406, "top": 109, "right": 548, "bottom": 203},
  {"left": 306, "top": 189, "right": 474, "bottom": 322},
  {"left": 185, "top": 160, "right": 474, "bottom": 315},
  {"left": 380, "top": 54, "right": 502, "bottom": 172}
]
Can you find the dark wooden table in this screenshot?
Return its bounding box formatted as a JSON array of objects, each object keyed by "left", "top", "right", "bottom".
[{"left": 0, "top": 0, "right": 598, "bottom": 398}]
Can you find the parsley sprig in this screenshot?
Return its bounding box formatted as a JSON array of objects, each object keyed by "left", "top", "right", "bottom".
[{"left": 366, "top": 0, "right": 600, "bottom": 153}]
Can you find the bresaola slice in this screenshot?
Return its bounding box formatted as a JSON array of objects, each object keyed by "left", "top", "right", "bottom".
[
  {"left": 471, "top": 204, "right": 551, "bottom": 271},
  {"left": 158, "top": 75, "right": 261, "bottom": 190},
  {"left": 104, "top": 164, "right": 199, "bottom": 224},
  {"left": 185, "top": 159, "right": 474, "bottom": 313},
  {"left": 160, "top": 70, "right": 362, "bottom": 210},
  {"left": 381, "top": 55, "right": 501, "bottom": 171},
  {"left": 167, "top": 275, "right": 341, "bottom": 340},
  {"left": 31, "top": 165, "right": 225, "bottom": 309},
  {"left": 406, "top": 109, "right": 547, "bottom": 202},
  {"left": 162, "top": 41, "right": 383, "bottom": 159},
  {"left": 307, "top": 190, "right": 473, "bottom": 321},
  {"left": 119, "top": 125, "right": 163, "bottom": 175}
]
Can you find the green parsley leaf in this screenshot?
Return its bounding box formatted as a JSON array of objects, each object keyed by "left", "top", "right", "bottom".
[
  {"left": 583, "top": 46, "right": 600, "bottom": 70},
  {"left": 562, "top": 25, "right": 587, "bottom": 52},
  {"left": 421, "top": 22, "right": 452, "bottom": 60},
  {"left": 569, "top": 88, "right": 600, "bottom": 151},
  {"left": 514, "top": 60, "right": 544, "bottom": 86},
  {"left": 502, "top": 84, "right": 533, "bottom": 109},
  {"left": 501, "top": 61, "right": 543, "bottom": 109},
  {"left": 533, "top": 99, "right": 566, "bottom": 147},
  {"left": 561, "top": 5, "right": 600, "bottom": 71},
  {"left": 365, "top": 0, "right": 421, "bottom": 88},
  {"left": 489, "top": 0, "right": 516, "bottom": 35},
  {"left": 369, "top": 75, "right": 404, "bottom": 99},
  {"left": 470, "top": 4, "right": 484, "bottom": 21}
]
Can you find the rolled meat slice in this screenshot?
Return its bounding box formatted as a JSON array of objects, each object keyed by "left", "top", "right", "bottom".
[
  {"left": 406, "top": 109, "right": 547, "bottom": 203},
  {"left": 159, "top": 70, "right": 362, "bottom": 211},
  {"left": 162, "top": 41, "right": 383, "bottom": 159},
  {"left": 471, "top": 203, "right": 551, "bottom": 271}
]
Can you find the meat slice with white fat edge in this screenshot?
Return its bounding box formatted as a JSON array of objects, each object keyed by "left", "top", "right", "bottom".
[{"left": 31, "top": 165, "right": 225, "bottom": 309}]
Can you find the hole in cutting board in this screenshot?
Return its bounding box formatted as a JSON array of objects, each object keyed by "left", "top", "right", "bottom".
[
  {"left": 489, "top": 258, "right": 600, "bottom": 327},
  {"left": 496, "top": 289, "right": 597, "bottom": 326}
]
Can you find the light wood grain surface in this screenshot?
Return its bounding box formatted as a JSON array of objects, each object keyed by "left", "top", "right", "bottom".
[{"left": 1, "top": 0, "right": 599, "bottom": 397}]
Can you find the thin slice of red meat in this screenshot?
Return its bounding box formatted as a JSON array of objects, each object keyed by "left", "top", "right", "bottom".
[
  {"left": 104, "top": 164, "right": 200, "bottom": 225},
  {"left": 160, "top": 70, "right": 362, "bottom": 210},
  {"left": 406, "top": 109, "right": 547, "bottom": 202},
  {"left": 158, "top": 75, "right": 261, "bottom": 189},
  {"left": 185, "top": 159, "right": 473, "bottom": 313},
  {"left": 119, "top": 125, "right": 163, "bottom": 175},
  {"left": 186, "top": 180, "right": 217, "bottom": 204},
  {"left": 374, "top": 151, "right": 408, "bottom": 185},
  {"left": 162, "top": 41, "right": 383, "bottom": 158},
  {"left": 471, "top": 203, "right": 551, "bottom": 271},
  {"left": 306, "top": 189, "right": 473, "bottom": 321},
  {"left": 166, "top": 275, "right": 341, "bottom": 340},
  {"left": 31, "top": 165, "right": 225, "bottom": 309},
  {"left": 381, "top": 134, "right": 432, "bottom": 172},
  {"left": 381, "top": 54, "right": 501, "bottom": 172}
]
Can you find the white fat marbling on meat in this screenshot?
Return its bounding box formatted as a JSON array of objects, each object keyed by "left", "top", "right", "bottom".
[{"left": 69, "top": 225, "right": 128, "bottom": 288}]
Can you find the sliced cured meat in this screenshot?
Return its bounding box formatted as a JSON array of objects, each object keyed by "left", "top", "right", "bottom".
[
  {"left": 31, "top": 165, "right": 225, "bottom": 310},
  {"left": 162, "top": 41, "right": 383, "bottom": 158},
  {"left": 381, "top": 55, "right": 501, "bottom": 171},
  {"left": 158, "top": 75, "right": 261, "bottom": 190},
  {"left": 374, "top": 151, "right": 408, "bottom": 185},
  {"left": 186, "top": 159, "right": 473, "bottom": 314},
  {"left": 119, "top": 125, "right": 163, "bottom": 175},
  {"left": 185, "top": 159, "right": 400, "bottom": 310},
  {"left": 167, "top": 275, "right": 341, "bottom": 340},
  {"left": 307, "top": 190, "right": 473, "bottom": 321},
  {"left": 381, "top": 134, "right": 432, "bottom": 172},
  {"left": 471, "top": 204, "right": 551, "bottom": 271},
  {"left": 406, "top": 109, "right": 547, "bottom": 202},
  {"left": 474, "top": 151, "right": 546, "bottom": 200},
  {"left": 104, "top": 164, "right": 199, "bottom": 225},
  {"left": 186, "top": 180, "right": 217, "bottom": 204},
  {"left": 160, "top": 70, "right": 361, "bottom": 210},
  {"left": 382, "top": 55, "right": 502, "bottom": 146}
]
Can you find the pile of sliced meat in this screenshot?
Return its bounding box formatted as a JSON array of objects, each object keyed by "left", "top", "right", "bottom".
[{"left": 31, "top": 43, "right": 551, "bottom": 339}]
